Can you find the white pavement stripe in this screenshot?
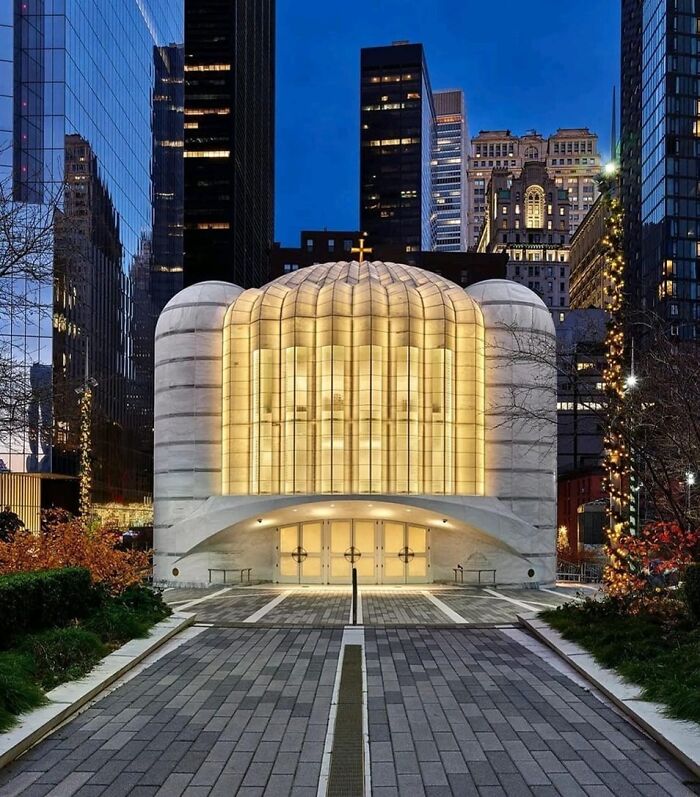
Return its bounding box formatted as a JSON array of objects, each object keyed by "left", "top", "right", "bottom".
[
  {"left": 243, "top": 591, "right": 291, "bottom": 623},
  {"left": 421, "top": 591, "right": 468, "bottom": 623},
  {"left": 317, "top": 627, "right": 370, "bottom": 797},
  {"left": 482, "top": 588, "right": 543, "bottom": 612},
  {"left": 539, "top": 586, "right": 584, "bottom": 602},
  {"left": 348, "top": 586, "right": 363, "bottom": 624},
  {"left": 176, "top": 588, "right": 231, "bottom": 612}
]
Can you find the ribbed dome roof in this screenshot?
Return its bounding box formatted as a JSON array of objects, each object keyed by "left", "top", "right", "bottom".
[{"left": 226, "top": 260, "right": 481, "bottom": 323}]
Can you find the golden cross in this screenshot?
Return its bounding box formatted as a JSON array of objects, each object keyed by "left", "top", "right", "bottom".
[{"left": 351, "top": 235, "right": 373, "bottom": 263}]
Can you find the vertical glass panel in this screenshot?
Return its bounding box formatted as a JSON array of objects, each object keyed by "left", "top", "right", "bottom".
[
  {"left": 384, "top": 521, "right": 404, "bottom": 553},
  {"left": 331, "top": 520, "right": 351, "bottom": 552},
  {"left": 408, "top": 525, "right": 426, "bottom": 552},
  {"left": 279, "top": 525, "right": 298, "bottom": 552},
  {"left": 301, "top": 522, "right": 322, "bottom": 552},
  {"left": 354, "top": 520, "right": 375, "bottom": 552}
]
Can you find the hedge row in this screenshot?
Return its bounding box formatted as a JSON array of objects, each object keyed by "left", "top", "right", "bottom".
[{"left": 0, "top": 568, "right": 97, "bottom": 644}]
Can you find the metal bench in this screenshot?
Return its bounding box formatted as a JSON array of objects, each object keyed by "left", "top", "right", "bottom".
[
  {"left": 453, "top": 566, "right": 496, "bottom": 585},
  {"left": 208, "top": 567, "right": 253, "bottom": 584}
]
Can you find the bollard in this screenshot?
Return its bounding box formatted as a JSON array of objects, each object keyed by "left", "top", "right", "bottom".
[{"left": 352, "top": 567, "right": 358, "bottom": 625}]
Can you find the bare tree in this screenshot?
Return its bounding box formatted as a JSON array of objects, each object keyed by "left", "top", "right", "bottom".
[{"left": 489, "top": 312, "right": 700, "bottom": 533}]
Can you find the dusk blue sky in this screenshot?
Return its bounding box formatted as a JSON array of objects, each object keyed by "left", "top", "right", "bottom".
[{"left": 275, "top": 0, "right": 621, "bottom": 245}]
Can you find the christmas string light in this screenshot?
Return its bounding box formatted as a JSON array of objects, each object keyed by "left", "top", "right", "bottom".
[
  {"left": 600, "top": 186, "right": 632, "bottom": 595},
  {"left": 78, "top": 387, "right": 92, "bottom": 517}
]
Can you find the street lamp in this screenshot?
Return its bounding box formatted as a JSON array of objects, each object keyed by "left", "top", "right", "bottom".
[
  {"left": 685, "top": 471, "right": 696, "bottom": 512},
  {"left": 624, "top": 373, "right": 639, "bottom": 391}
]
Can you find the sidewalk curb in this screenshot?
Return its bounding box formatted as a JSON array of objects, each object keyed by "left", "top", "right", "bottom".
[
  {"left": 518, "top": 612, "right": 700, "bottom": 779},
  {"left": 0, "top": 611, "right": 195, "bottom": 771}
]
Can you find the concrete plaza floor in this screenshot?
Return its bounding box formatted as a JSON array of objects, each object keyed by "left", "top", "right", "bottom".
[{"left": 0, "top": 585, "right": 697, "bottom": 796}]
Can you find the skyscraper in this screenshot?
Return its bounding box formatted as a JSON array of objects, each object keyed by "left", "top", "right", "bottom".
[
  {"left": 0, "top": 1, "right": 183, "bottom": 521},
  {"left": 620, "top": 0, "right": 642, "bottom": 310},
  {"left": 468, "top": 129, "right": 601, "bottom": 247},
  {"left": 360, "top": 42, "right": 436, "bottom": 252},
  {"left": 432, "top": 90, "right": 469, "bottom": 252},
  {"left": 184, "top": 0, "right": 275, "bottom": 289},
  {"left": 620, "top": 0, "right": 698, "bottom": 338}
]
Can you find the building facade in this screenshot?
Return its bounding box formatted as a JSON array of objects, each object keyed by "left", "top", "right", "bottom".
[
  {"left": 360, "top": 43, "right": 436, "bottom": 252},
  {"left": 569, "top": 194, "right": 610, "bottom": 309},
  {"left": 468, "top": 129, "right": 601, "bottom": 248},
  {"left": 0, "top": 0, "right": 184, "bottom": 522},
  {"left": 432, "top": 89, "right": 469, "bottom": 252},
  {"left": 477, "top": 162, "right": 572, "bottom": 311},
  {"left": 153, "top": 264, "right": 557, "bottom": 586},
  {"left": 184, "top": 0, "right": 275, "bottom": 288},
  {"left": 621, "top": 0, "right": 700, "bottom": 339},
  {"left": 270, "top": 230, "right": 508, "bottom": 287}
]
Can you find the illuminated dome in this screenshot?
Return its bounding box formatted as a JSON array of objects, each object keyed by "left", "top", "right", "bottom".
[{"left": 222, "top": 261, "right": 485, "bottom": 496}]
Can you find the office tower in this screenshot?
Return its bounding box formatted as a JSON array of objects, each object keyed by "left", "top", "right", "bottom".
[
  {"left": 477, "top": 162, "right": 572, "bottom": 311},
  {"left": 621, "top": 0, "right": 699, "bottom": 338},
  {"left": 432, "top": 89, "right": 469, "bottom": 252},
  {"left": 0, "top": 1, "right": 183, "bottom": 522},
  {"left": 184, "top": 0, "right": 275, "bottom": 288},
  {"left": 620, "top": 0, "right": 643, "bottom": 312},
  {"left": 360, "top": 42, "right": 436, "bottom": 252},
  {"left": 468, "top": 129, "right": 601, "bottom": 247}
]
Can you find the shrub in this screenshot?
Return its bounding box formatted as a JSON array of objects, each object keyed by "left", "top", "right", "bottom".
[
  {"left": 20, "top": 628, "right": 106, "bottom": 690},
  {"left": 0, "top": 513, "right": 151, "bottom": 594},
  {"left": 0, "top": 651, "right": 45, "bottom": 731},
  {"left": 685, "top": 563, "right": 700, "bottom": 622},
  {"left": 0, "top": 568, "right": 96, "bottom": 645},
  {"left": 85, "top": 586, "right": 171, "bottom": 644}
]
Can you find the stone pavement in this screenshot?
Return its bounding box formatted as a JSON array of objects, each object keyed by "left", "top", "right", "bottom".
[
  {"left": 165, "top": 585, "right": 584, "bottom": 627},
  {"left": 1, "top": 586, "right": 697, "bottom": 796}
]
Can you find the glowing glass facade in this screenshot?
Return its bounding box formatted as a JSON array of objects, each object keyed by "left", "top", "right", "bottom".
[{"left": 222, "top": 261, "right": 485, "bottom": 496}]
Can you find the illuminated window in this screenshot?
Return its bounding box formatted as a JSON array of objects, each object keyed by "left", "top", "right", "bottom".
[
  {"left": 184, "top": 108, "right": 231, "bottom": 116},
  {"left": 183, "top": 150, "right": 230, "bottom": 158},
  {"left": 185, "top": 63, "right": 231, "bottom": 72},
  {"left": 525, "top": 185, "right": 545, "bottom": 229},
  {"left": 222, "top": 263, "right": 485, "bottom": 497}
]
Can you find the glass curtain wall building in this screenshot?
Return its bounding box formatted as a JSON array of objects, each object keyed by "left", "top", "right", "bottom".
[
  {"left": 432, "top": 89, "right": 468, "bottom": 252},
  {"left": 0, "top": 0, "right": 183, "bottom": 513},
  {"left": 184, "top": 0, "right": 275, "bottom": 289},
  {"left": 622, "top": 0, "right": 700, "bottom": 339},
  {"left": 360, "top": 42, "right": 436, "bottom": 252}
]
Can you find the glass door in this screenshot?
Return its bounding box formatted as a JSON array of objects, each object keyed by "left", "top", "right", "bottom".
[
  {"left": 328, "top": 520, "right": 377, "bottom": 584},
  {"left": 278, "top": 522, "right": 323, "bottom": 584},
  {"left": 381, "top": 522, "right": 429, "bottom": 584}
]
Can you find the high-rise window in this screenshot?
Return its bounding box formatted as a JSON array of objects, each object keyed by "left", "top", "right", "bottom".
[{"left": 525, "top": 186, "right": 545, "bottom": 229}]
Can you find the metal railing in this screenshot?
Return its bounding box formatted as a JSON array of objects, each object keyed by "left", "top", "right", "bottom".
[{"left": 556, "top": 559, "right": 603, "bottom": 584}]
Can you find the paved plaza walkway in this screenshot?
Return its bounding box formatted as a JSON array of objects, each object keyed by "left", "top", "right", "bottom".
[{"left": 0, "top": 585, "right": 697, "bottom": 796}]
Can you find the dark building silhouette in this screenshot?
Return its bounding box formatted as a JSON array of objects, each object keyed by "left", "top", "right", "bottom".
[
  {"left": 620, "top": 0, "right": 643, "bottom": 318},
  {"left": 270, "top": 231, "right": 508, "bottom": 287},
  {"left": 360, "top": 42, "right": 436, "bottom": 252},
  {"left": 152, "top": 44, "right": 185, "bottom": 315},
  {"left": 621, "top": 0, "right": 700, "bottom": 339},
  {"left": 184, "top": 0, "right": 275, "bottom": 288}
]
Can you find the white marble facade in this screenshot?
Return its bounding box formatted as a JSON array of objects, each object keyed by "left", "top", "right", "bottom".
[{"left": 153, "top": 265, "right": 557, "bottom": 586}]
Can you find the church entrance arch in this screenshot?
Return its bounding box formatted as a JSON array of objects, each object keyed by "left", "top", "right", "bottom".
[{"left": 276, "top": 519, "right": 430, "bottom": 585}]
